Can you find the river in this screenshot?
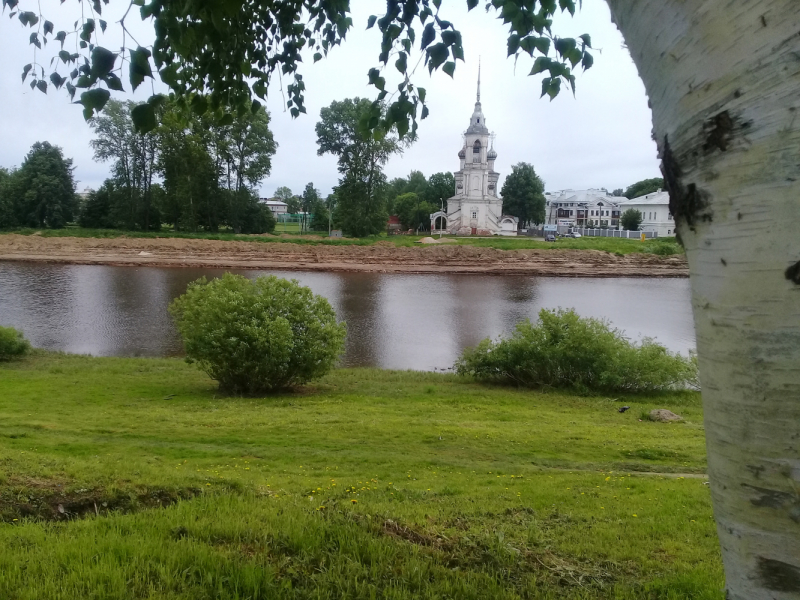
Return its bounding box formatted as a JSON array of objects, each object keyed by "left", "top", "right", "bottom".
[{"left": 0, "top": 262, "right": 695, "bottom": 371}]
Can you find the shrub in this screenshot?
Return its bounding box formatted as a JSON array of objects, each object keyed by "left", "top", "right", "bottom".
[
  {"left": 0, "top": 326, "right": 31, "bottom": 361},
  {"left": 169, "top": 274, "right": 346, "bottom": 394},
  {"left": 455, "top": 308, "right": 696, "bottom": 394}
]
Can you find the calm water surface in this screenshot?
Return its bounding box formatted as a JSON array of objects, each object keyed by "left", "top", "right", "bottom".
[{"left": 0, "top": 262, "right": 695, "bottom": 370}]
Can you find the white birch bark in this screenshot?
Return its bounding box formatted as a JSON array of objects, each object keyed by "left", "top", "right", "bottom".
[{"left": 605, "top": 1, "right": 800, "bottom": 597}]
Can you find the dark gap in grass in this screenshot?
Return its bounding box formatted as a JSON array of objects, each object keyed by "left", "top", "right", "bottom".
[{"left": 1, "top": 478, "right": 200, "bottom": 522}]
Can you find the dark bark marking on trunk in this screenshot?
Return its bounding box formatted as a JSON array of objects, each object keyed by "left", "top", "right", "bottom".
[
  {"left": 703, "top": 110, "right": 735, "bottom": 153},
  {"left": 743, "top": 483, "right": 795, "bottom": 508},
  {"left": 758, "top": 557, "right": 800, "bottom": 592},
  {"left": 786, "top": 260, "right": 800, "bottom": 284},
  {"left": 661, "top": 136, "right": 712, "bottom": 235}
]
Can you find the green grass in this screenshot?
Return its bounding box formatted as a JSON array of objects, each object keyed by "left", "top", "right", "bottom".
[
  {"left": 0, "top": 353, "right": 720, "bottom": 598},
  {"left": 2, "top": 227, "right": 684, "bottom": 255}
]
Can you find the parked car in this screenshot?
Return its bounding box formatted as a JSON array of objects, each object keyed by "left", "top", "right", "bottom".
[
  {"left": 563, "top": 232, "right": 582, "bottom": 238},
  {"left": 545, "top": 234, "right": 556, "bottom": 242}
]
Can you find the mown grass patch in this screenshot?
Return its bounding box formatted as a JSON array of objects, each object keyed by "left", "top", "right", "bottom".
[
  {"left": 0, "top": 353, "right": 720, "bottom": 598},
  {"left": 2, "top": 227, "right": 684, "bottom": 255}
]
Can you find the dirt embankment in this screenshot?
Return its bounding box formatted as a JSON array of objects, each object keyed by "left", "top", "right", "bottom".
[{"left": 0, "top": 234, "right": 688, "bottom": 277}]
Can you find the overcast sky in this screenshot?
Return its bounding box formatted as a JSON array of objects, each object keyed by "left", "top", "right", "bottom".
[{"left": 0, "top": 0, "right": 660, "bottom": 198}]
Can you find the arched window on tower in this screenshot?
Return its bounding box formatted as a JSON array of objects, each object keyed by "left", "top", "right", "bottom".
[{"left": 472, "top": 140, "right": 481, "bottom": 163}]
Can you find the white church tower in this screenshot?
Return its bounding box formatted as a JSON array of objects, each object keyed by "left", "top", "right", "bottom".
[{"left": 446, "top": 63, "right": 503, "bottom": 235}]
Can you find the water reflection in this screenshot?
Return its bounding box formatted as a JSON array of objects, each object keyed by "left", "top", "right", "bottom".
[{"left": 0, "top": 262, "right": 696, "bottom": 371}]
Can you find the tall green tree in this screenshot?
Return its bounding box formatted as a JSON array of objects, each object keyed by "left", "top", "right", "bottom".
[
  {"left": 90, "top": 100, "right": 160, "bottom": 230},
  {"left": 425, "top": 172, "right": 456, "bottom": 208},
  {"left": 316, "top": 98, "right": 401, "bottom": 236},
  {"left": 500, "top": 163, "right": 545, "bottom": 228},
  {"left": 623, "top": 178, "right": 664, "bottom": 199},
  {"left": 394, "top": 192, "right": 433, "bottom": 231},
  {"left": 156, "top": 107, "right": 223, "bottom": 231},
  {"left": 0, "top": 168, "right": 16, "bottom": 229},
  {"left": 11, "top": 142, "right": 77, "bottom": 229},
  {"left": 216, "top": 107, "right": 277, "bottom": 233},
  {"left": 620, "top": 208, "right": 643, "bottom": 231}
]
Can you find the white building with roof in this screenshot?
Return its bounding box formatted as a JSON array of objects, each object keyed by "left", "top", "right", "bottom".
[
  {"left": 443, "top": 64, "right": 505, "bottom": 236},
  {"left": 544, "top": 189, "right": 622, "bottom": 229},
  {"left": 616, "top": 189, "right": 675, "bottom": 236},
  {"left": 261, "top": 199, "right": 288, "bottom": 217}
]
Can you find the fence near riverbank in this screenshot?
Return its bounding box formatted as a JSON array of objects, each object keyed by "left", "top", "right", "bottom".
[{"left": 525, "top": 227, "right": 657, "bottom": 239}]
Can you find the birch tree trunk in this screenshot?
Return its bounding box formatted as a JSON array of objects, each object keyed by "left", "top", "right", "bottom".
[{"left": 605, "top": 1, "right": 800, "bottom": 597}]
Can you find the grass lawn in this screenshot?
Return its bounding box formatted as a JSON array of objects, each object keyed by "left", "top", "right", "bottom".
[
  {"left": 0, "top": 353, "right": 720, "bottom": 599},
  {"left": 2, "top": 227, "right": 683, "bottom": 256}
]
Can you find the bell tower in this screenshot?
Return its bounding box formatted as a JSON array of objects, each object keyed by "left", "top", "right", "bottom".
[{"left": 447, "top": 60, "right": 503, "bottom": 235}]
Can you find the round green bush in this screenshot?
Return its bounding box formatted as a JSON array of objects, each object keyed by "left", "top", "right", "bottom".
[
  {"left": 0, "top": 326, "right": 31, "bottom": 361},
  {"left": 169, "top": 273, "right": 346, "bottom": 394},
  {"left": 455, "top": 308, "right": 696, "bottom": 394}
]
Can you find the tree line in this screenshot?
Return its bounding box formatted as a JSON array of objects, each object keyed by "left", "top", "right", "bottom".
[{"left": 0, "top": 99, "right": 278, "bottom": 234}]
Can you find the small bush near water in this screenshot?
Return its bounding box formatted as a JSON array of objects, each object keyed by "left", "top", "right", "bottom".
[
  {"left": 169, "top": 273, "right": 346, "bottom": 394},
  {"left": 0, "top": 326, "right": 30, "bottom": 361},
  {"left": 456, "top": 309, "right": 697, "bottom": 393}
]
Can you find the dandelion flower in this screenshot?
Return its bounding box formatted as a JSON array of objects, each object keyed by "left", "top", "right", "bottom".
[{"left": 351, "top": 499, "right": 357, "bottom": 504}]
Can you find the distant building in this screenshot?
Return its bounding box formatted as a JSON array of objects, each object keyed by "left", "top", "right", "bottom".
[
  {"left": 617, "top": 189, "right": 674, "bottom": 236},
  {"left": 77, "top": 187, "right": 93, "bottom": 201},
  {"left": 261, "top": 198, "right": 288, "bottom": 217},
  {"left": 445, "top": 63, "right": 505, "bottom": 235},
  {"left": 544, "top": 189, "right": 621, "bottom": 229},
  {"left": 387, "top": 215, "right": 402, "bottom": 234}
]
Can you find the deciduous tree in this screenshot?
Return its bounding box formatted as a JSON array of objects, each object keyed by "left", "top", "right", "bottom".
[
  {"left": 623, "top": 177, "right": 664, "bottom": 199},
  {"left": 316, "top": 98, "right": 401, "bottom": 236},
  {"left": 500, "top": 162, "right": 545, "bottom": 228},
  {"left": 11, "top": 142, "right": 77, "bottom": 229},
  {"left": 620, "top": 208, "right": 642, "bottom": 231}
]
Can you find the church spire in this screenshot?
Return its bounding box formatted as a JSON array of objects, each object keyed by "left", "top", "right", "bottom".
[{"left": 476, "top": 57, "right": 481, "bottom": 103}]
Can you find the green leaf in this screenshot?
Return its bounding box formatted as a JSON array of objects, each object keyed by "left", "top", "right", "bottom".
[
  {"left": 467, "top": 0, "right": 478, "bottom": 9},
  {"left": 507, "top": 33, "right": 520, "bottom": 56},
  {"left": 581, "top": 51, "right": 593, "bottom": 70},
  {"left": 49, "top": 72, "right": 65, "bottom": 89},
  {"left": 80, "top": 19, "right": 94, "bottom": 42},
  {"left": 417, "top": 87, "right": 426, "bottom": 102},
  {"left": 579, "top": 34, "right": 592, "bottom": 48},
  {"left": 131, "top": 102, "right": 156, "bottom": 132},
  {"left": 35, "top": 79, "right": 47, "bottom": 94},
  {"left": 29, "top": 32, "right": 40, "bottom": 49},
  {"left": 426, "top": 43, "right": 449, "bottom": 72},
  {"left": 55, "top": 31, "right": 66, "bottom": 47},
  {"left": 442, "top": 61, "right": 455, "bottom": 78},
  {"left": 21, "top": 63, "right": 32, "bottom": 82},
  {"left": 559, "top": 0, "right": 576, "bottom": 16},
  {"left": 313, "top": 52, "right": 322, "bottom": 63},
  {"left": 129, "top": 46, "right": 153, "bottom": 91},
  {"left": 420, "top": 23, "right": 435, "bottom": 50},
  {"left": 89, "top": 46, "right": 116, "bottom": 79},
  {"left": 18, "top": 11, "right": 37, "bottom": 27},
  {"left": 529, "top": 56, "right": 550, "bottom": 75},
  {"left": 366, "top": 15, "right": 377, "bottom": 29},
  {"left": 66, "top": 82, "right": 76, "bottom": 100},
  {"left": 367, "top": 68, "right": 385, "bottom": 91},
  {"left": 395, "top": 51, "right": 407, "bottom": 74},
  {"left": 58, "top": 50, "right": 72, "bottom": 64},
  {"left": 190, "top": 94, "right": 207, "bottom": 115},
  {"left": 540, "top": 76, "right": 552, "bottom": 98},
  {"left": 79, "top": 88, "right": 110, "bottom": 119},
  {"left": 103, "top": 72, "right": 124, "bottom": 91},
  {"left": 43, "top": 20, "right": 53, "bottom": 35},
  {"left": 219, "top": 113, "right": 234, "bottom": 126}
]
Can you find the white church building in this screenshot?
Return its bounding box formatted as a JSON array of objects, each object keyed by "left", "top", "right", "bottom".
[{"left": 431, "top": 66, "right": 517, "bottom": 236}]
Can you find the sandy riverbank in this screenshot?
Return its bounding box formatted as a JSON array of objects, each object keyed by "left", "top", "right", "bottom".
[{"left": 0, "top": 234, "right": 688, "bottom": 277}]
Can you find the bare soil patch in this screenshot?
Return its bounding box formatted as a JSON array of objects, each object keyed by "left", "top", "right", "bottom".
[{"left": 0, "top": 234, "right": 688, "bottom": 277}]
